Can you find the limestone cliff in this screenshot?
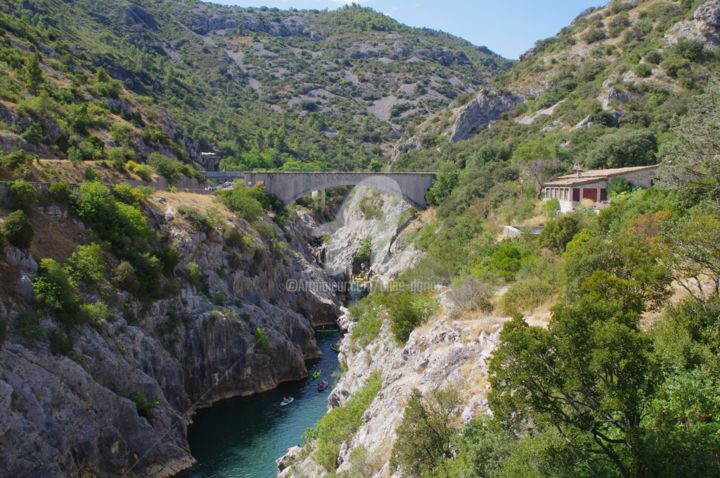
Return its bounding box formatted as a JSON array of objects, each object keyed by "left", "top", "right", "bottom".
[{"left": 0, "top": 192, "right": 341, "bottom": 477}]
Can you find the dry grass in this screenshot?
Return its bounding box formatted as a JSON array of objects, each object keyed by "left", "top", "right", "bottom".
[{"left": 28, "top": 209, "right": 84, "bottom": 262}]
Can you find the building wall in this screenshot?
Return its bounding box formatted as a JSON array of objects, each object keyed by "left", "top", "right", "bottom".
[{"left": 620, "top": 168, "right": 656, "bottom": 188}]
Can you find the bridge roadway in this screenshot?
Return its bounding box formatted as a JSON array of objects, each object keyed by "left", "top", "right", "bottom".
[{"left": 204, "top": 171, "right": 437, "bottom": 209}]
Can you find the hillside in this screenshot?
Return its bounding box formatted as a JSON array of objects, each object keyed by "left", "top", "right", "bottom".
[
  {"left": 394, "top": 0, "right": 720, "bottom": 172},
  {"left": 0, "top": 0, "right": 508, "bottom": 176}
]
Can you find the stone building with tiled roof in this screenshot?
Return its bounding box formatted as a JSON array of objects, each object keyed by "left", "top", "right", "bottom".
[{"left": 542, "top": 164, "right": 658, "bottom": 212}]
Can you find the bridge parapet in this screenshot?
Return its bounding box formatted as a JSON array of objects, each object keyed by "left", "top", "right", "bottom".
[{"left": 206, "top": 171, "right": 437, "bottom": 208}]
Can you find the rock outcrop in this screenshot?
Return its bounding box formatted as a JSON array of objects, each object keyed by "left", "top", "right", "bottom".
[
  {"left": 0, "top": 194, "right": 341, "bottom": 477},
  {"left": 450, "top": 90, "right": 522, "bottom": 142},
  {"left": 666, "top": 0, "right": 720, "bottom": 49}
]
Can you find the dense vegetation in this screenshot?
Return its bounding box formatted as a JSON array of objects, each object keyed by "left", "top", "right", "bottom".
[
  {"left": 0, "top": 0, "right": 507, "bottom": 179},
  {"left": 382, "top": 83, "right": 720, "bottom": 476}
]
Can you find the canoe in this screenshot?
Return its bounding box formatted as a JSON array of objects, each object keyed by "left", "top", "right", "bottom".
[
  {"left": 318, "top": 380, "right": 329, "bottom": 392},
  {"left": 312, "top": 370, "right": 321, "bottom": 380},
  {"left": 330, "top": 344, "right": 340, "bottom": 353},
  {"left": 280, "top": 397, "right": 294, "bottom": 406}
]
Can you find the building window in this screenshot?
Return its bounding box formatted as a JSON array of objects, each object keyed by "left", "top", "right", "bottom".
[{"left": 600, "top": 188, "right": 608, "bottom": 202}]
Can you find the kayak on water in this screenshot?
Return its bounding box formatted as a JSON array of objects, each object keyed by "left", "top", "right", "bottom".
[
  {"left": 330, "top": 344, "right": 340, "bottom": 353},
  {"left": 318, "top": 380, "right": 329, "bottom": 392},
  {"left": 280, "top": 396, "right": 294, "bottom": 406},
  {"left": 312, "top": 370, "right": 321, "bottom": 380}
]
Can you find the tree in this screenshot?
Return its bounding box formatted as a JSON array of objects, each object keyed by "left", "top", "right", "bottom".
[
  {"left": 585, "top": 129, "right": 657, "bottom": 169},
  {"left": 392, "top": 389, "right": 459, "bottom": 477},
  {"left": 539, "top": 215, "right": 580, "bottom": 253},
  {"left": 658, "top": 86, "right": 720, "bottom": 208},
  {"left": 659, "top": 206, "right": 720, "bottom": 302},
  {"left": 22, "top": 53, "right": 44, "bottom": 94},
  {"left": 489, "top": 274, "right": 657, "bottom": 477},
  {"left": 2, "top": 210, "right": 33, "bottom": 249},
  {"left": 643, "top": 368, "right": 720, "bottom": 477},
  {"left": 523, "top": 158, "right": 564, "bottom": 198},
  {"left": 426, "top": 161, "right": 459, "bottom": 205},
  {"left": 9, "top": 179, "right": 37, "bottom": 211}
]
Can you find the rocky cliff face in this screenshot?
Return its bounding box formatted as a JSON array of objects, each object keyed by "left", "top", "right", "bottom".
[
  {"left": 0, "top": 193, "right": 341, "bottom": 477},
  {"left": 318, "top": 185, "right": 423, "bottom": 284},
  {"left": 277, "top": 188, "right": 520, "bottom": 477},
  {"left": 449, "top": 90, "right": 522, "bottom": 143}
]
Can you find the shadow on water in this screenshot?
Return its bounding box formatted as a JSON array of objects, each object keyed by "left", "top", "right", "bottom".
[{"left": 180, "top": 330, "right": 341, "bottom": 478}]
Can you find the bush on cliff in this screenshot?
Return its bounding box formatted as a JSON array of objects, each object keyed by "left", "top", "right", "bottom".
[
  {"left": 32, "top": 258, "right": 83, "bottom": 326},
  {"left": 304, "top": 372, "right": 382, "bottom": 470},
  {"left": 9, "top": 179, "right": 37, "bottom": 211},
  {"left": 216, "top": 184, "right": 265, "bottom": 223},
  {"left": 3, "top": 210, "right": 33, "bottom": 250}
]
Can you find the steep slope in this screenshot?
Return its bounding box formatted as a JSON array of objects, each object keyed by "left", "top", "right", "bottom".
[
  {"left": 394, "top": 0, "right": 720, "bottom": 170},
  {"left": 0, "top": 0, "right": 509, "bottom": 173}
]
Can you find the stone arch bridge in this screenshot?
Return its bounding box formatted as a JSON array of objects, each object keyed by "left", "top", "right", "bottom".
[{"left": 204, "top": 171, "right": 437, "bottom": 209}]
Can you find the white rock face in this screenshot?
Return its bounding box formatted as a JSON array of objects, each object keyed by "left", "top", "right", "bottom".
[{"left": 318, "top": 186, "right": 423, "bottom": 284}]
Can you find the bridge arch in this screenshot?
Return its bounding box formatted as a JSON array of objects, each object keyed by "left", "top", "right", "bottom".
[{"left": 239, "top": 172, "right": 436, "bottom": 209}]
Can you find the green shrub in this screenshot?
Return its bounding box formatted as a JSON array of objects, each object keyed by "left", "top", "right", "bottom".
[
  {"left": 582, "top": 26, "right": 607, "bottom": 43},
  {"left": 359, "top": 195, "right": 384, "bottom": 220},
  {"left": 32, "top": 258, "right": 82, "bottom": 326},
  {"left": 48, "top": 328, "right": 73, "bottom": 355},
  {"left": 81, "top": 301, "right": 113, "bottom": 324},
  {"left": 188, "top": 262, "right": 202, "bottom": 285},
  {"left": 126, "top": 160, "right": 153, "bottom": 181},
  {"left": 128, "top": 391, "right": 160, "bottom": 418},
  {"left": 113, "top": 261, "right": 139, "bottom": 293},
  {"left": 9, "top": 179, "right": 37, "bottom": 210},
  {"left": 65, "top": 243, "right": 105, "bottom": 285},
  {"left": 673, "top": 39, "right": 705, "bottom": 62},
  {"left": 383, "top": 289, "right": 437, "bottom": 343},
  {"left": 177, "top": 205, "right": 212, "bottom": 234},
  {"left": 158, "top": 247, "right": 181, "bottom": 276},
  {"left": 3, "top": 210, "right": 33, "bottom": 249},
  {"left": 84, "top": 166, "right": 100, "bottom": 182},
  {"left": 112, "top": 183, "right": 146, "bottom": 206},
  {"left": 222, "top": 224, "right": 245, "bottom": 248},
  {"left": 635, "top": 63, "right": 653, "bottom": 78},
  {"left": 355, "top": 237, "right": 372, "bottom": 267},
  {"left": 148, "top": 152, "right": 184, "bottom": 183},
  {"left": 304, "top": 372, "right": 382, "bottom": 470},
  {"left": 48, "top": 181, "right": 72, "bottom": 205},
  {"left": 539, "top": 215, "right": 580, "bottom": 253},
  {"left": 254, "top": 326, "right": 271, "bottom": 354},
  {"left": 349, "top": 297, "right": 384, "bottom": 348},
  {"left": 584, "top": 128, "right": 657, "bottom": 168},
  {"left": 644, "top": 50, "right": 663, "bottom": 65},
  {"left": 14, "top": 312, "right": 42, "bottom": 339},
  {"left": 392, "top": 389, "right": 460, "bottom": 477},
  {"left": 472, "top": 241, "right": 528, "bottom": 282},
  {"left": 216, "top": 185, "right": 265, "bottom": 222},
  {"left": 499, "top": 278, "right": 556, "bottom": 316},
  {"left": 426, "top": 161, "right": 459, "bottom": 205}
]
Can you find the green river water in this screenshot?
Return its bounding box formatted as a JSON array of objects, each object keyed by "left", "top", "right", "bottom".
[{"left": 180, "top": 331, "right": 341, "bottom": 478}]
